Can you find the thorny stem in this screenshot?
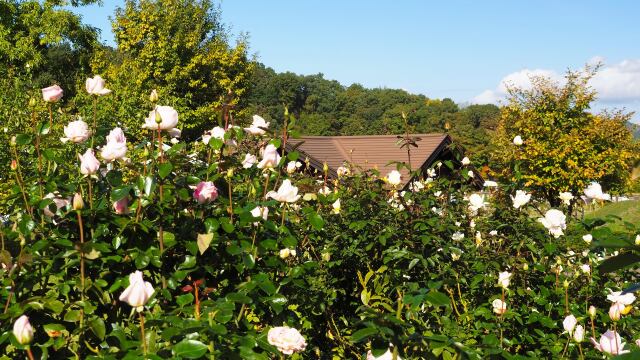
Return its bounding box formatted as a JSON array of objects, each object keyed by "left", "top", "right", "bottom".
[
  {"left": 590, "top": 317, "right": 596, "bottom": 339},
  {"left": 91, "top": 96, "right": 97, "bottom": 147},
  {"left": 48, "top": 103, "right": 53, "bottom": 129},
  {"left": 33, "top": 109, "right": 43, "bottom": 199},
  {"left": 77, "top": 211, "right": 85, "bottom": 297},
  {"left": 12, "top": 147, "right": 32, "bottom": 216},
  {"left": 26, "top": 348, "right": 35, "bottom": 360},
  {"left": 262, "top": 172, "right": 271, "bottom": 200},
  {"left": 87, "top": 178, "right": 93, "bottom": 210},
  {"left": 156, "top": 126, "right": 166, "bottom": 289},
  {"left": 139, "top": 311, "right": 147, "bottom": 356},
  {"left": 228, "top": 179, "right": 233, "bottom": 223},
  {"left": 195, "top": 281, "right": 201, "bottom": 321}
]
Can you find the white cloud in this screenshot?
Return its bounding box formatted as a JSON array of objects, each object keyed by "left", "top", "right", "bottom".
[
  {"left": 591, "top": 59, "right": 640, "bottom": 102},
  {"left": 471, "top": 58, "right": 640, "bottom": 108}
]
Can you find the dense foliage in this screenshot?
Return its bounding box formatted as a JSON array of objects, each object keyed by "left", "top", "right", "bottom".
[
  {"left": 492, "top": 68, "right": 639, "bottom": 205},
  {"left": 1, "top": 75, "right": 640, "bottom": 359}
]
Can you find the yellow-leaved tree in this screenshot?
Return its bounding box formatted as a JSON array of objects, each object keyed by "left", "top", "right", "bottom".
[
  {"left": 88, "top": 0, "right": 254, "bottom": 141},
  {"left": 492, "top": 66, "right": 638, "bottom": 206}
]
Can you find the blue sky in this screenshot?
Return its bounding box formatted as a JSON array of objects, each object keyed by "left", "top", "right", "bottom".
[{"left": 74, "top": 1, "right": 640, "bottom": 121}]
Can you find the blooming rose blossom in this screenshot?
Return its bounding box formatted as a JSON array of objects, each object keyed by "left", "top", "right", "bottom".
[
  {"left": 580, "top": 264, "right": 591, "bottom": 274},
  {"left": 492, "top": 299, "right": 506, "bottom": 314},
  {"left": 257, "top": 144, "right": 281, "bottom": 169},
  {"left": 427, "top": 168, "right": 437, "bottom": 177},
  {"left": 78, "top": 149, "right": 100, "bottom": 175},
  {"left": 13, "top": 315, "right": 34, "bottom": 345},
  {"left": 337, "top": 166, "right": 350, "bottom": 177},
  {"left": 461, "top": 156, "right": 470, "bottom": 165},
  {"left": 101, "top": 128, "right": 128, "bottom": 161},
  {"left": 591, "top": 330, "right": 628, "bottom": 355},
  {"left": 467, "top": 193, "right": 487, "bottom": 212},
  {"left": 498, "top": 271, "right": 512, "bottom": 289},
  {"left": 267, "top": 179, "right": 301, "bottom": 203},
  {"left": 387, "top": 170, "right": 402, "bottom": 186},
  {"left": 607, "top": 290, "right": 636, "bottom": 306},
  {"left": 267, "top": 326, "right": 307, "bottom": 355},
  {"left": 286, "top": 161, "right": 302, "bottom": 174},
  {"left": 409, "top": 180, "right": 424, "bottom": 192},
  {"left": 538, "top": 209, "right": 566, "bottom": 238},
  {"left": 483, "top": 180, "right": 498, "bottom": 187},
  {"left": 452, "top": 231, "right": 464, "bottom": 241},
  {"left": 85, "top": 75, "right": 112, "bottom": 96},
  {"left": 583, "top": 234, "right": 592, "bottom": 244},
  {"left": 244, "top": 115, "right": 270, "bottom": 135},
  {"left": 513, "top": 135, "right": 523, "bottom": 145},
  {"left": 61, "top": 119, "right": 90, "bottom": 143},
  {"left": 511, "top": 190, "right": 531, "bottom": 209},
  {"left": 559, "top": 192, "right": 574, "bottom": 205},
  {"left": 467, "top": 170, "right": 474, "bottom": 178},
  {"left": 563, "top": 314, "right": 577, "bottom": 334},
  {"left": 250, "top": 206, "right": 269, "bottom": 221},
  {"left": 242, "top": 153, "right": 257, "bottom": 168},
  {"left": 279, "top": 248, "right": 295, "bottom": 259},
  {"left": 194, "top": 181, "right": 218, "bottom": 204},
  {"left": 584, "top": 182, "right": 610, "bottom": 201},
  {"left": 42, "top": 85, "right": 63, "bottom": 102},
  {"left": 113, "top": 197, "right": 129, "bottom": 214},
  {"left": 119, "top": 271, "right": 154, "bottom": 309},
  {"left": 143, "top": 105, "right": 178, "bottom": 131}
]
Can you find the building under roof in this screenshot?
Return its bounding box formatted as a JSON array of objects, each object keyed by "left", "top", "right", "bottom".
[{"left": 286, "top": 133, "right": 478, "bottom": 188}]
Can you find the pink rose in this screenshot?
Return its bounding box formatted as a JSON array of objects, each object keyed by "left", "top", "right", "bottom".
[
  {"left": 43, "top": 192, "right": 70, "bottom": 217},
  {"left": 194, "top": 181, "right": 218, "bottom": 204},
  {"left": 42, "top": 85, "right": 63, "bottom": 102},
  {"left": 267, "top": 326, "right": 306, "bottom": 355},
  {"left": 113, "top": 197, "right": 129, "bottom": 214},
  {"left": 78, "top": 149, "right": 100, "bottom": 175}
]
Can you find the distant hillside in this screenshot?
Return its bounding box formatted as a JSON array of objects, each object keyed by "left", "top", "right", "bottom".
[{"left": 246, "top": 63, "right": 500, "bottom": 164}]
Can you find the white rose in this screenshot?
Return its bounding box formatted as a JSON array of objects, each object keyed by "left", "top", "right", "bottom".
[
  {"left": 266, "top": 179, "right": 301, "bottom": 203},
  {"left": 61, "top": 119, "right": 90, "bottom": 143},
  {"left": 85, "top": 75, "right": 112, "bottom": 96},
  {"left": 143, "top": 105, "right": 178, "bottom": 131}
]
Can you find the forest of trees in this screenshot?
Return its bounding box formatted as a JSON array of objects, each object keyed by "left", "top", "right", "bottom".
[{"left": 246, "top": 64, "right": 501, "bottom": 164}]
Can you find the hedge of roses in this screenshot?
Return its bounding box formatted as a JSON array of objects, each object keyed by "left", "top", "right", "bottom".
[{"left": 0, "top": 76, "right": 639, "bottom": 359}]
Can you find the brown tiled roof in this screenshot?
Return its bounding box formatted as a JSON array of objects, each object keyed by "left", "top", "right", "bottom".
[{"left": 286, "top": 134, "right": 451, "bottom": 186}]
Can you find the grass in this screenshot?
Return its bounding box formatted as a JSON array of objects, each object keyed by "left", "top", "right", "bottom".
[{"left": 584, "top": 199, "right": 640, "bottom": 233}]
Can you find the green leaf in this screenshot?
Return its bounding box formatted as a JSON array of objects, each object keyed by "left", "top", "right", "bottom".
[
  {"left": 63, "top": 310, "right": 82, "bottom": 322},
  {"left": 425, "top": 290, "right": 451, "bottom": 307},
  {"left": 173, "top": 339, "right": 208, "bottom": 359},
  {"left": 89, "top": 317, "right": 106, "bottom": 340},
  {"left": 307, "top": 211, "right": 324, "bottom": 230},
  {"left": 599, "top": 252, "right": 640, "bottom": 274},
  {"left": 37, "top": 122, "right": 50, "bottom": 135},
  {"left": 176, "top": 293, "right": 194, "bottom": 307},
  {"left": 112, "top": 186, "right": 131, "bottom": 202},
  {"left": 15, "top": 133, "right": 32, "bottom": 145},
  {"left": 351, "top": 327, "right": 378, "bottom": 342},
  {"left": 158, "top": 163, "right": 173, "bottom": 179}
]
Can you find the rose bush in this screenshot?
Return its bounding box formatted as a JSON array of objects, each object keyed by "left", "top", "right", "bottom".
[{"left": 0, "top": 76, "right": 638, "bottom": 359}]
